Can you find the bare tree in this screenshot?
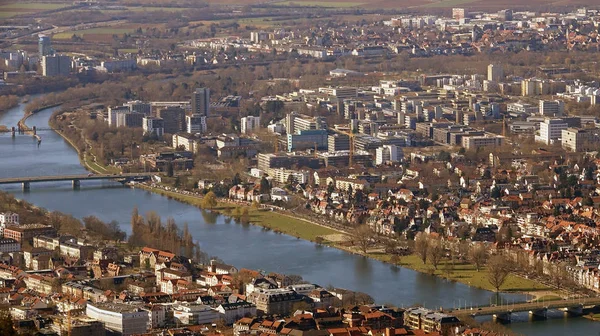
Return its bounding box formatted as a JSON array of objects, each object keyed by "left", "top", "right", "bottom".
[
  {"left": 487, "top": 254, "right": 511, "bottom": 292},
  {"left": 351, "top": 225, "right": 375, "bottom": 254},
  {"left": 469, "top": 244, "right": 488, "bottom": 271},
  {"left": 428, "top": 239, "right": 444, "bottom": 270},
  {"left": 415, "top": 233, "right": 430, "bottom": 264},
  {"left": 548, "top": 262, "right": 571, "bottom": 290}
]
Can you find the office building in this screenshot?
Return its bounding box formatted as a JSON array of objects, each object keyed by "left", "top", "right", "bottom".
[
  {"left": 536, "top": 118, "right": 567, "bottom": 145},
  {"left": 186, "top": 114, "right": 207, "bottom": 134},
  {"left": 173, "top": 133, "right": 201, "bottom": 153},
  {"left": 143, "top": 117, "right": 164, "bottom": 137},
  {"left": 173, "top": 302, "right": 220, "bottom": 325},
  {"left": 375, "top": 145, "right": 403, "bottom": 165},
  {"left": 328, "top": 134, "right": 350, "bottom": 153},
  {"left": 42, "top": 55, "right": 71, "bottom": 77},
  {"left": 38, "top": 35, "right": 52, "bottom": 57},
  {"left": 285, "top": 112, "right": 327, "bottom": 135},
  {"left": 157, "top": 106, "right": 185, "bottom": 134},
  {"left": 539, "top": 100, "right": 565, "bottom": 116},
  {"left": 462, "top": 135, "right": 504, "bottom": 150},
  {"left": 116, "top": 112, "right": 144, "bottom": 128},
  {"left": 487, "top": 64, "right": 503, "bottom": 82},
  {"left": 241, "top": 116, "right": 260, "bottom": 134},
  {"left": 562, "top": 128, "right": 598, "bottom": 152},
  {"left": 108, "top": 106, "right": 130, "bottom": 127},
  {"left": 124, "top": 100, "right": 151, "bottom": 115},
  {"left": 287, "top": 129, "right": 327, "bottom": 152},
  {"left": 191, "top": 88, "right": 210, "bottom": 116},
  {"left": 86, "top": 303, "right": 149, "bottom": 336}
]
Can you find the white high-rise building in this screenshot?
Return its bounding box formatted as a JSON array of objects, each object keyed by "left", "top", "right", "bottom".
[
  {"left": 536, "top": 118, "right": 567, "bottom": 145},
  {"left": 108, "top": 106, "right": 129, "bottom": 127},
  {"left": 241, "top": 116, "right": 260, "bottom": 134},
  {"left": 186, "top": 114, "right": 207, "bottom": 134},
  {"left": 375, "top": 145, "right": 402, "bottom": 165},
  {"left": 191, "top": 88, "right": 210, "bottom": 116},
  {"left": 142, "top": 117, "right": 164, "bottom": 137},
  {"left": 539, "top": 100, "right": 565, "bottom": 116}
]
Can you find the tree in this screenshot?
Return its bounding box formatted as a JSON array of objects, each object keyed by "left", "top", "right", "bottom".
[
  {"left": 351, "top": 225, "right": 375, "bottom": 254},
  {"left": 491, "top": 186, "right": 501, "bottom": 199},
  {"left": 469, "top": 244, "right": 488, "bottom": 271},
  {"left": 487, "top": 254, "right": 511, "bottom": 292},
  {"left": 167, "top": 161, "right": 174, "bottom": 177},
  {"left": 232, "top": 173, "right": 242, "bottom": 186},
  {"left": 428, "top": 238, "right": 444, "bottom": 270},
  {"left": 548, "top": 262, "right": 571, "bottom": 290},
  {"left": 259, "top": 176, "right": 271, "bottom": 194},
  {"left": 414, "top": 233, "right": 430, "bottom": 264},
  {"left": 201, "top": 191, "right": 218, "bottom": 209},
  {"left": 0, "top": 310, "right": 16, "bottom": 336}
]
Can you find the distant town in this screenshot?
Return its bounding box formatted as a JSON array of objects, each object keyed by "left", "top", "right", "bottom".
[{"left": 2, "top": 1, "right": 600, "bottom": 336}]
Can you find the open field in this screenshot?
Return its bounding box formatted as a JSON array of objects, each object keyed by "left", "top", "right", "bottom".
[
  {"left": 273, "top": 1, "right": 365, "bottom": 7},
  {"left": 0, "top": 2, "right": 68, "bottom": 18}
]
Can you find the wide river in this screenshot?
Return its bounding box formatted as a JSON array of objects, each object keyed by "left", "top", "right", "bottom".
[{"left": 0, "top": 98, "right": 597, "bottom": 335}]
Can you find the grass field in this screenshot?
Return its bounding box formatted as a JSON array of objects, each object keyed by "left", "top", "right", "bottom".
[
  {"left": 0, "top": 3, "right": 68, "bottom": 18},
  {"left": 54, "top": 27, "right": 137, "bottom": 41},
  {"left": 421, "top": 0, "right": 478, "bottom": 8},
  {"left": 274, "top": 0, "right": 365, "bottom": 7}
]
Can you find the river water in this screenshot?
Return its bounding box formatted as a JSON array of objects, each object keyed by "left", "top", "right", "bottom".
[{"left": 0, "top": 100, "right": 597, "bottom": 335}]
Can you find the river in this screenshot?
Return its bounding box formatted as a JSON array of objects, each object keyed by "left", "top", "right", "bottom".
[{"left": 0, "top": 99, "right": 597, "bottom": 335}]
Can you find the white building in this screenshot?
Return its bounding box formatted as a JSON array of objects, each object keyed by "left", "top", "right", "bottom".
[
  {"left": 216, "top": 302, "right": 257, "bottom": 324},
  {"left": 0, "top": 212, "right": 19, "bottom": 226},
  {"left": 487, "top": 64, "right": 503, "bottom": 82},
  {"left": 173, "top": 302, "right": 220, "bottom": 325},
  {"left": 142, "top": 117, "right": 164, "bottom": 137},
  {"left": 535, "top": 118, "right": 567, "bottom": 145},
  {"left": 241, "top": 116, "right": 260, "bottom": 134},
  {"left": 172, "top": 134, "right": 201, "bottom": 153},
  {"left": 186, "top": 114, "right": 207, "bottom": 134},
  {"left": 375, "top": 145, "right": 403, "bottom": 165},
  {"left": 107, "top": 106, "right": 129, "bottom": 127},
  {"left": 86, "top": 303, "right": 149, "bottom": 336}
]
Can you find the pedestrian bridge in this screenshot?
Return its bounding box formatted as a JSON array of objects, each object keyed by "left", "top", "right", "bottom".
[
  {"left": 447, "top": 297, "right": 600, "bottom": 322},
  {"left": 0, "top": 173, "right": 153, "bottom": 190}
]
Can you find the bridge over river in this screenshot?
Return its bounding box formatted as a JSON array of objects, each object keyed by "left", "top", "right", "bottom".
[
  {"left": 0, "top": 173, "right": 153, "bottom": 190},
  {"left": 446, "top": 297, "right": 600, "bottom": 322}
]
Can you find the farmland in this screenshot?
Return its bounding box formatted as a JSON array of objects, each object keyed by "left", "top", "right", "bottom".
[{"left": 0, "top": 3, "right": 68, "bottom": 18}]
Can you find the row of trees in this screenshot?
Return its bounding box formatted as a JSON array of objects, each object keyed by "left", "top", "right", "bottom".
[{"left": 129, "top": 208, "right": 207, "bottom": 262}]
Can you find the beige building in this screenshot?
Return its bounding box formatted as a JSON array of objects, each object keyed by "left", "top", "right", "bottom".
[
  {"left": 461, "top": 135, "right": 504, "bottom": 150},
  {"left": 561, "top": 128, "right": 598, "bottom": 152}
]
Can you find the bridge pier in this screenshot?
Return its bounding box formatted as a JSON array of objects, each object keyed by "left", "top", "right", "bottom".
[
  {"left": 22, "top": 182, "right": 30, "bottom": 191},
  {"left": 562, "top": 305, "right": 583, "bottom": 317},
  {"left": 493, "top": 312, "right": 511, "bottom": 323},
  {"left": 32, "top": 126, "right": 36, "bottom": 136},
  {"left": 11, "top": 127, "right": 15, "bottom": 137},
  {"left": 72, "top": 179, "right": 80, "bottom": 189},
  {"left": 529, "top": 308, "right": 548, "bottom": 321}
]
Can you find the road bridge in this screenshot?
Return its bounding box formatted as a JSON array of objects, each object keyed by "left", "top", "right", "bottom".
[
  {"left": 0, "top": 173, "right": 153, "bottom": 191},
  {"left": 447, "top": 297, "right": 600, "bottom": 322}
]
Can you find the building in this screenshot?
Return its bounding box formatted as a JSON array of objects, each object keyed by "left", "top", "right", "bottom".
[
  {"left": 99, "top": 59, "right": 137, "bottom": 72},
  {"left": 216, "top": 302, "right": 257, "bottom": 324},
  {"left": 116, "top": 112, "right": 144, "bottom": 128},
  {"left": 375, "top": 145, "right": 403, "bottom": 165},
  {"left": 186, "top": 114, "right": 207, "bottom": 134},
  {"left": 287, "top": 129, "right": 328, "bottom": 152},
  {"left": 536, "top": 118, "right": 567, "bottom": 145},
  {"left": 241, "top": 116, "right": 261, "bottom": 134},
  {"left": 452, "top": 8, "right": 466, "bottom": 20},
  {"left": 173, "top": 302, "right": 220, "bottom": 325},
  {"left": 157, "top": 106, "right": 185, "bottom": 134},
  {"left": 0, "top": 238, "right": 20, "bottom": 253},
  {"left": 38, "top": 35, "right": 52, "bottom": 57},
  {"left": 173, "top": 133, "right": 202, "bottom": 153},
  {"left": 246, "top": 288, "right": 304, "bottom": 315},
  {"left": 404, "top": 307, "right": 461, "bottom": 334},
  {"left": 328, "top": 134, "right": 350, "bottom": 153},
  {"left": 3, "top": 224, "right": 56, "bottom": 243},
  {"left": 487, "top": 64, "right": 503, "bottom": 82},
  {"left": 86, "top": 303, "right": 149, "bottom": 336},
  {"left": 461, "top": 135, "right": 504, "bottom": 150},
  {"left": 0, "top": 212, "right": 19, "bottom": 226},
  {"left": 108, "top": 106, "right": 130, "bottom": 127},
  {"left": 142, "top": 117, "right": 164, "bottom": 137},
  {"left": 42, "top": 55, "right": 71, "bottom": 77},
  {"left": 562, "top": 128, "right": 598, "bottom": 152},
  {"left": 539, "top": 100, "right": 565, "bottom": 116},
  {"left": 124, "top": 100, "right": 152, "bottom": 115},
  {"left": 192, "top": 88, "right": 210, "bottom": 116},
  {"left": 285, "top": 112, "right": 327, "bottom": 135}
]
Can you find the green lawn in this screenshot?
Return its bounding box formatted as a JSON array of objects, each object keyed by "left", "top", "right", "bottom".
[
  {"left": 0, "top": 3, "right": 67, "bottom": 10},
  {"left": 533, "top": 295, "right": 563, "bottom": 302},
  {"left": 371, "top": 253, "right": 551, "bottom": 293},
  {"left": 123, "top": 6, "right": 189, "bottom": 12}
]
